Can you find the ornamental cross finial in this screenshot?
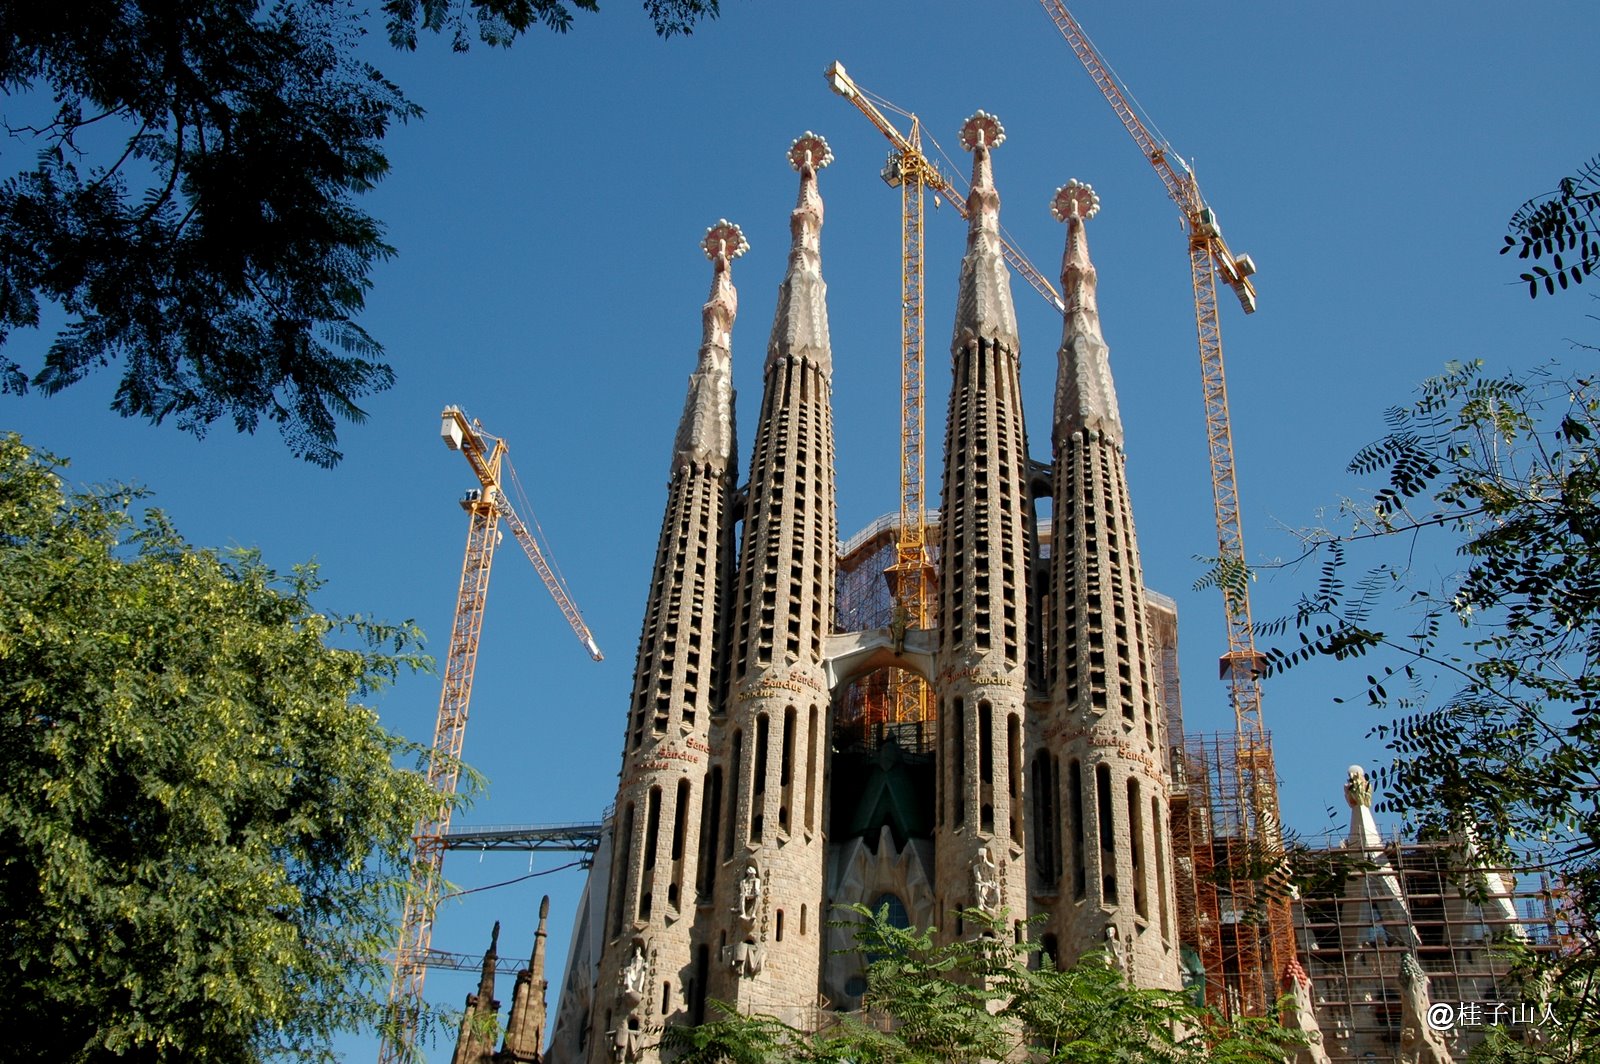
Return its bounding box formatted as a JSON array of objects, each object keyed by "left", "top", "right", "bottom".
[
  {"left": 702, "top": 219, "right": 749, "bottom": 263},
  {"left": 960, "top": 111, "right": 1006, "bottom": 153},
  {"left": 788, "top": 132, "right": 833, "bottom": 173},
  {"left": 1052, "top": 179, "right": 1101, "bottom": 222}
]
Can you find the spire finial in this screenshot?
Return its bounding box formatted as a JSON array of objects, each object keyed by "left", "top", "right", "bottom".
[
  {"left": 699, "top": 219, "right": 745, "bottom": 353},
  {"left": 788, "top": 131, "right": 834, "bottom": 173},
  {"left": 674, "top": 222, "right": 741, "bottom": 473},
  {"left": 1051, "top": 179, "right": 1101, "bottom": 222},
  {"left": 950, "top": 111, "right": 1016, "bottom": 351},
  {"left": 960, "top": 111, "right": 1005, "bottom": 197},
  {"left": 768, "top": 133, "right": 833, "bottom": 374},
  {"left": 702, "top": 219, "right": 749, "bottom": 263},
  {"left": 1051, "top": 176, "right": 1121, "bottom": 444},
  {"left": 786, "top": 133, "right": 830, "bottom": 254}
]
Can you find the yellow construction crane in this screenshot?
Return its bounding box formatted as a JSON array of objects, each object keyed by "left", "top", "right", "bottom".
[
  {"left": 825, "top": 62, "right": 1060, "bottom": 729},
  {"left": 1034, "top": 1, "right": 1265, "bottom": 739},
  {"left": 378, "top": 406, "right": 602, "bottom": 1064},
  {"left": 1035, "top": 1, "right": 1291, "bottom": 1013}
]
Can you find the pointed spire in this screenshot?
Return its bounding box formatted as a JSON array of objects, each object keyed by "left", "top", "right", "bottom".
[
  {"left": 477, "top": 920, "right": 500, "bottom": 1004},
  {"left": 952, "top": 111, "right": 1018, "bottom": 353},
  {"left": 767, "top": 132, "right": 833, "bottom": 374},
  {"left": 451, "top": 922, "right": 502, "bottom": 1064},
  {"left": 672, "top": 220, "right": 745, "bottom": 473},
  {"left": 530, "top": 894, "right": 550, "bottom": 980},
  {"left": 1051, "top": 179, "right": 1123, "bottom": 446},
  {"left": 500, "top": 897, "right": 552, "bottom": 1063}
]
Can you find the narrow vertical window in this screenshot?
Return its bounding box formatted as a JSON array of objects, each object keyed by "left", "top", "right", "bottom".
[
  {"left": 725, "top": 730, "right": 742, "bottom": 858},
  {"left": 700, "top": 768, "right": 722, "bottom": 895},
  {"left": 671, "top": 780, "right": 689, "bottom": 862},
  {"left": 1097, "top": 764, "right": 1117, "bottom": 904},
  {"left": 670, "top": 778, "right": 690, "bottom": 909},
  {"left": 640, "top": 786, "right": 661, "bottom": 920},
  {"left": 978, "top": 701, "right": 994, "bottom": 783},
  {"left": 753, "top": 714, "right": 770, "bottom": 797},
  {"left": 751, "top": 713, "right": 769, "bottom": 843},
  {"left": 805, "top": 707, "right": 819, "bottom": 833},
  {"left": 1008, "top": 713, "right": 1023, "bottom": 842},
  {"left": 1069, "top": 760, "right": 1086, "bottom": 900},
  {"left": 1154, "top": 795, "right": 1171, "bottom": 941},
  {"left": 611, "top": 803, "right": 635, "bottom": 937},
  {"left": 952, "top": 699, "right": 966, "bottom": 827},
  {"left": 640, "top": 784, "right": 659, "bottom": 870},
  {"left": 779, "top": 706, "right": 796, "bottom": 832},
  {"left": 691, "top": 947, "right": 710, "bottom": 1025},
  {"left": 1129, "top": 779, "right": 1147, "bottom": 919},
  {"left": 643, "top": 787, "right": 662, "bottom": 871},
  {"left": 1031, "top": 753, "right": 1054, "bottom": 887}
]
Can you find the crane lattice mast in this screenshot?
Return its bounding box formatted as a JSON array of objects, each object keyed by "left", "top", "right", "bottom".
[
  {"left": 1034, "top": 0, "right": 1292, "bottom": 1012},
  {"left": 825, "top": 63, "right": 1061, "bottom": 732},
  {"left": 1034, "top": 0, "right": 1265, "bottom": 738},
  {"left": 377, "top": 407, "right": 601, "bottom": 1064}
]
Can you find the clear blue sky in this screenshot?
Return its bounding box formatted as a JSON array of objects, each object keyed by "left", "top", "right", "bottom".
[{"left": 4, "top": 1, "right": 1594, "bottom": 1058}]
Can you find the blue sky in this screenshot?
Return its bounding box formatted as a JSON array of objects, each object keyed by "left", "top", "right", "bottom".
[{"left": 4, "top": 1, "right": 1595, "bottom": 1057}]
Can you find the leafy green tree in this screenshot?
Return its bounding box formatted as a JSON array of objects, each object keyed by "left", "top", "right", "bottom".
[
  {"left": 1503, "top": 154, "right": 1600, "bottom": 298},
  {"left": 0, "top": 0, "right": 718, "bottom": 465},
  {"left": 1258, "top": 361, "right": 1600, "bottom": 1002},
  {"left": 1465, "top": 950, "right": 1599, "bottom": 1064},
  {"left": 0, "top": 433, "right": 454, "bottom": 1062},
  {"left": 660, "top": 905, "right": 1304, "bottom": 1063}
]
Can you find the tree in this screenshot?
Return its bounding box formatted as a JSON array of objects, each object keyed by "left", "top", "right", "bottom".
[
  {"left": 659, "top": 905, "right": 1304, "bottom": 1063},
  {"left": 1503, "top": 154, "right": 1600, "bottom": 298},
  {"left": 1258, "top": 361, "right": 1600, "bottom": 986},
  {"left": 0, "top": 0, "right": 718, "bottom": 465},
  {"left": 0, "top": 432, "right": 455, "bottom": 1062}
]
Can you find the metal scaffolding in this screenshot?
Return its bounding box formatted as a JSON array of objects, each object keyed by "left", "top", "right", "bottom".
[
  {"left": 1291, "top": 835, "right": 1565, "bottom": 1062},
  {"left": 835, "top": 511, "right": 940, "bottom": 754},
  {"left": 1170, "top": 732, "right": 1294, "bottom": 1020}
]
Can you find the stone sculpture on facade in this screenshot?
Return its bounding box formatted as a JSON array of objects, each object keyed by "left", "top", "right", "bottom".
[
  {"left": 736, "top": 864, "right": 763, "bottom": 924},
  {"left": 1398, "top": 953, "right": 1455, "bottom": 1064},
  {"left": 1282, "top": 956, "right": 1333, "bottom": 1064},
  {"left": 620, "top": 945, "right": 647, "bottom": 1002},
  {"left": 970, "top": 845, "right": 1002, "bottom": 915},
  {"left": 1345, "top": 764, "right": 1374, "bottom": 810}
]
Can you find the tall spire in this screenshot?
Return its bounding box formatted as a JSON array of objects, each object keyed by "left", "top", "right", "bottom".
[
  {"left": 501, "top": 896, "right": 551, "bottom": 1063},
  {"left": 952, "top": 111, "right": 1018, "bottom": 354},
  {"left": 708, "top": 132, "right": 837, "bottom": 1022},
  {"left": 1051, "top": 180, "right": 1122, "bottom": 447},
  {"left": 672, "top": 220, "right": 745, "bottom": 473},
  {"left": 1044, "top": 177, "right": 1180, "bottom": 989},
  {"left": 767, "top": 132, "right": 833, "bottom": 373},
  {"left": 479, "top": 920, "right": 500, "bottom": 1002},
  {"left": 451, "top": 922, "right": 501, "bottom": 1064},
  {"left": 589, "top": 222, "right": 745, "bottom": 1059},
  {"left": 934, "top": 110, "right": 1033, "bottom": 945}
]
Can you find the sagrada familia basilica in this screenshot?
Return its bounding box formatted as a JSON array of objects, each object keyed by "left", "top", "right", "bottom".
[{"left": 444, "top": 118, "right": 1558, "bottom": 1064}]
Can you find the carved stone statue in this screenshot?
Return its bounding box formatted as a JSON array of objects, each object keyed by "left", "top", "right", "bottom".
[
  {"left": 970, "top": 845, "right": 1001, "bottom": 914},
  {"left": 1397, "top": 953, "right": 1455, "bottom": 1064},
  {"left": 1104, "top": 923, "right": 1134, "bottom": 981},
  {"left": 620, "top": 945, "right": 647, "bottom": 1003},
  {"left": 1344, "top": 764, "right": 1374, "bottom": 810},
  {"left": 737, "top": 864, "right": 762, "bottom": 923}
]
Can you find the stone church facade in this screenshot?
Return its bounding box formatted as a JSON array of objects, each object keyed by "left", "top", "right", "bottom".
[{"left": 544, "top": 115, "right": 1187, "bottom": 1063}]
